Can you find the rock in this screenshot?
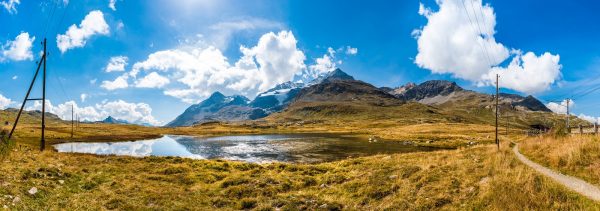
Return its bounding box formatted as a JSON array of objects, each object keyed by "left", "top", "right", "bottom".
[
  {"left": 28, "top": 187, "right": 38, "bottom": 195},
  {"left": 467, "top": 186, "right": 475, "bottom": 193},
  {"left": 58, "top": 180, "right": 65, "bottom": 184},
  {"left": 319, "top": 204, "right": 328, "bottom": 208},
  {"left": 12, "top": 196, "right": 20, "bottom": 203},
  {"left": 3, "top": 205, "right": 8, "bottom": 209},
  {"left": 389, "top": 175, "right": 398, "bottom": 179}
]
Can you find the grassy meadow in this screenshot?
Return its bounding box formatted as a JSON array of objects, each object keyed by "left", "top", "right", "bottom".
[
  {"left": 1, "top": 107, "right": 599, "bottom": 209},
  {"left": 521, "top": 134, "right": 600, "bottom": 186},
  {"left": 1, "top": 140, "right": 597, "bottom": 210}
]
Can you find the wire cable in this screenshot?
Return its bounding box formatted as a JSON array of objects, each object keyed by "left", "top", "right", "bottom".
[
  {"left": 41, "top": 0, "right": 58, "bottom": 40},
  {"left": 468, "top": 0, "right": 494, "bottom": 66},
  {"left": 460, "top": 0, "right": 493, "bottom": 68}
]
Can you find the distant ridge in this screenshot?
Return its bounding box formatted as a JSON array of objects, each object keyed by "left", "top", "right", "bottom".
[
  {"left": 167, "top": 68, "right": 552, "bottom": 127},
  {"left": 388, "top": 80, "right": 550, "bottom": 112},
  {"left": 99, "top": 116, "right": 129, "bottom": 124}
]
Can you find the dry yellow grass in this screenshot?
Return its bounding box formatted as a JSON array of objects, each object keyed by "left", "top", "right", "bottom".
[
  {"left": 0, "top": 142, "right": 596, "bottom": 210},
  {"left": 2, "top": 108, "right": 599, "bottom": 209},
  {"left": 521, "top": 134, "right": 600, "bottom": 186}
]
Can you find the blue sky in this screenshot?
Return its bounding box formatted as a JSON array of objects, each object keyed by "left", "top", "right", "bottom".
[{"left": 1, "top": 0, "right": 599, "bottom": 125}]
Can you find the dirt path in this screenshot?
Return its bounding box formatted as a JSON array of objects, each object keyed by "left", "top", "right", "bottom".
[{"left": 513, "top": 144, "right": 600, "bottom": 201}]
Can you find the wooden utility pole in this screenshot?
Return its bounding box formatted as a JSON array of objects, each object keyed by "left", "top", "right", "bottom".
[
  {"left": 71, "top": 104, "right": 74, "bottom": 138},
  {"left": 495, "top": 74, "right": 499, "bottom": 150},
  {"left": 41, "top": 38, "right": 47, "bottom": 151},
  {"left": 566, "top": 98, "right": 571, "bottom": 134},
  {"left": 506, "top": 115, "right": 509, "bottom": 136},
  {"left": 7, "top": 38, "right": 47, "bottom": 152}
]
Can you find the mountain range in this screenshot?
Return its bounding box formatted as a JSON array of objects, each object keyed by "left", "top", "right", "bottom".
[
  {"left": 166, "top": 68, "right": 552, "bottom": 127},
  {"left": 99, "top": 116, "right": 130, "bottom": 125}
]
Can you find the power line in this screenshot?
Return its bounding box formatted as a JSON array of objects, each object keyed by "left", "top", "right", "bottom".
[
  {"left": 468, "top": 0, "right": 494, "bottom": 67},
  {"left": 460, "top": 0, "right": 494, "bottom": 68},
  {"left": 51, "top": 1, "right": 70, "bottom": 39},
  {"left": 571, "top": 84, "right": 600, "bottom": 100},
  {"left": 41, "top": 0, "right": 58, "bottom": 39},
  {"left": 474, "top": 0, "right": 506, "bottom": 67}
]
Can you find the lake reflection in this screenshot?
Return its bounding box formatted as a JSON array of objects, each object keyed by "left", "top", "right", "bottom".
[{"left": 54, "top": 134, "right": 437, "bottom": 163}]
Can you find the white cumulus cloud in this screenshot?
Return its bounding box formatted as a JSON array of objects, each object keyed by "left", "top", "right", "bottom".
[
  {"left": 135, "top": 72, "right": 170, "bottom": 88},
  {"left": 101, "top": 75, "right": 129, "bottom": 90},
  {"left": 483, "top": 51, "right": 561, "bottom": 93},
  {"left": 80, "top": 93, "right": 87, "bottom": 103},
  {"left": 0, "top": 94, "right": 13, "bottom": 109},
  {"left": 56, "top": 10, "right": 110, "bottom": 53},
  {"left": 108, "top": 0, "right": 117, "bottom": 11},
  {"left": 128, "top": 30, "right": 306, "bottom": 103},
  {"left": 239, "top": 30, "right": 307, "bottom": 90},
  {"left": 546, "top": 99, "right": 573, "bottom": 114},
  {"left": 1, "top": 32, "right": 34, "bottom": 62},
  {"left": 345, "top": 46, "right": 358, "bottom": 55},
  {"left": 578, "top": 114, "right": 599, "bottom": 124},
  {"left": 26, "top": 100, "right": 160, "bottom": 126},
  {"left": 104, "top": 56, "right": 128, "bottom": 72},
  {"left": 1, "top": 0, "right": 19, "bottom": 14},
  {"left": 306, "top": 47, "right": 338, "bottom": 79},
  {"left": 414, "top": 0, "right": 561, "bottom": 94}
]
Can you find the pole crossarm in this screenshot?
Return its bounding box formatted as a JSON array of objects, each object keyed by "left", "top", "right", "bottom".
[
  {"left": 6, "top": 53, "right": 46, "bottom": 142},
  {"left": 6, "top": 38, "right": 48, "bottom": 152}
]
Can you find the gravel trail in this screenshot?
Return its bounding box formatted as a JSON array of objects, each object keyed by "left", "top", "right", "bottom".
[{"left": 513, "top": 144, "right": 600, "bottom": 201}]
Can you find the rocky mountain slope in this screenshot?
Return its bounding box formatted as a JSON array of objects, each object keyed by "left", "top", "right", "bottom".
[
  {"left": 388, "top": 80, "right": 550, "bottom": 112},
  {"left": 250, "top": 81, "right": 304, "bottom": 113},
  {"left": 99, "top": 116, "right": 129, "bottom": 124},
  {"left": 292, "top": 69, "right": 401, "bottom": 106},
  {"left": 166, "top": 92, "right": 255, "bottom": 127},
  {"left": 168, "top": 68, "right": 553, "bottom": 127}
]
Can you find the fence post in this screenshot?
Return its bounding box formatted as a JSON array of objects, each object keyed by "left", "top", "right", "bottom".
[
  {"left": 580, "top": 125, "right": 583, "bottom": 135},
  {"left": 595, "top": 122, "right": 598, "bottom": 135}
]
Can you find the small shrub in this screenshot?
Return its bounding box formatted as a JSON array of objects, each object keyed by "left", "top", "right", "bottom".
[
  {"left": 237, "top": 198, "right": 257, "bottom": 209},
  {"left": 323, "top": 174, "right": 347, "bottom": 184},
  {"left": 105, "top": 198, "right": 125, "bottom": 210},
  {"left": 221, "top": 177, "right": 250, "bottom": 188},
  {"left": 160, "top": 166, "right": 189, "bottom": 175},
  {"left": 401, "top": 165, "right": 422, "bottom": 179},
  {"left": 224, "top": 186, "right": 255, "bottom": 198},
  {"left": 551, "top": 123, "right": 568, "bottom": 138},
  {"left": 302, "top": 177, "right": 317, "bottom": 187}
]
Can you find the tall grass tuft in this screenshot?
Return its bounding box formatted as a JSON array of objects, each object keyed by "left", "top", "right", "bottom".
[
  {"left": 551, "top": 122, "right": 568, "bottom": 138},
  {"left": 0, "top": 129, "right": 13, "bottom": 157}
]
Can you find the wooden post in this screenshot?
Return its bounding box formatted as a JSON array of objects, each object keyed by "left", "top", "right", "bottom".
[
  {"left": 495, "top": 74, "right": 499, "bottom": 150},
  {"left": 595, "top": 122, "right": 598, "bottom": 135},
  {"left": 580, "top": 124, "right": 583, "bottom": 135},
  {"left": 506, "top": 115, "right": 509, "bottom": 136},
  {"left": 71, "top": 104, "right": 74, "bottom": 138},
  {"left": 41, "top": 38, "right": 46, "bottom": 151},
  {"left": 566, "top": 98, "right": 571, "bottom": 134}
]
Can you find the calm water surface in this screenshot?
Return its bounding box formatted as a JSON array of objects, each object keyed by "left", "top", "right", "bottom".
[{"left": 53, "top": 134, "right": 437, "bottom": 163}]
